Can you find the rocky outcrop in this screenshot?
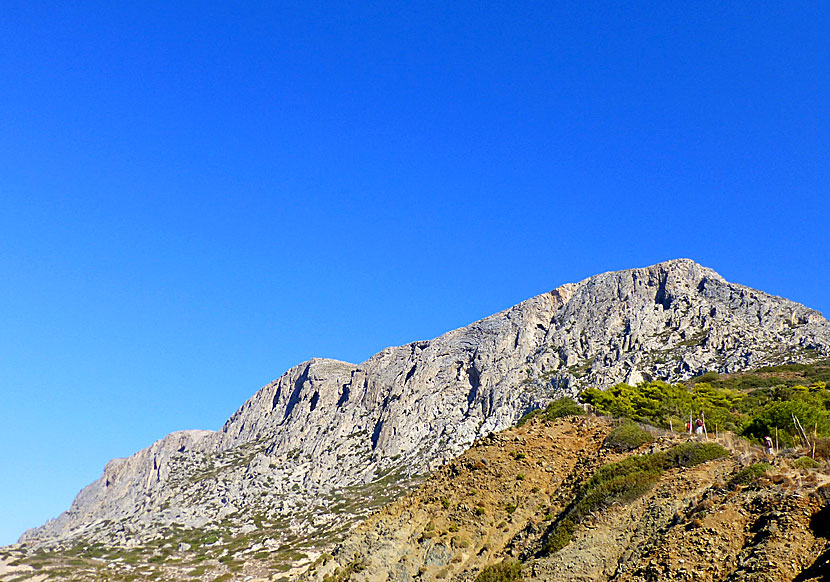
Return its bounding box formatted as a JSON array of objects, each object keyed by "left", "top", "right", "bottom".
[{"left": 18, "top": 259, "right": 830, "bottom": 552}]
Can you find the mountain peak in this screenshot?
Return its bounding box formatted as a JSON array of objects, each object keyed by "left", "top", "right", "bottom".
[{"left": 16, "top": 260, "right": 830, "bottom": 574}]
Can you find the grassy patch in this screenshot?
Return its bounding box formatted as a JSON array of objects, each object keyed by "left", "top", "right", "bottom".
[
  {"left": 729, "top": 462, "right": 771, "bottom": 487},
  {"left": 794, "top": 456, "right": 820, "bottom": 469},
  {"left": 475, "top": 559, "right": 522, "bottom": 582}
]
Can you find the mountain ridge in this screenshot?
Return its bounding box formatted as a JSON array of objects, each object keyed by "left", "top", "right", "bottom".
[{"left": 16, "top": 259, "right": 830, "bottom": 565}]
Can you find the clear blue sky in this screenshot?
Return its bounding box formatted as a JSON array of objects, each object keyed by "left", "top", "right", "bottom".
[{"left": 1, "top": 2, "right": 828, "bottom": 545}]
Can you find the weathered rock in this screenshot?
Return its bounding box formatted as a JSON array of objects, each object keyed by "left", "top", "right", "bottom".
[{"left": 18, "top": 259, "right": 830, "bottom": 552}]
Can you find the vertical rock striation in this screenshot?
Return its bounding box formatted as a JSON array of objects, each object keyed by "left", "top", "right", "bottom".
[{"left": 19, "top": 259, "right": 830, "bottom": 549}]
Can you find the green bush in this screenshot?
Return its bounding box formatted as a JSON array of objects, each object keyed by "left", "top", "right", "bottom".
[
  {"left": 518, "top": 397, "right": 584, "bottom": 425},
  {"left": 541, "top": 456, "right": 662, "bottom": 556},
  {"left": 603, "top": 421, "right": 654, "bottom": 452},
  {"left": 543, "top": 397, "right": 585, "bottom": 420},
  {"left": 729, "top": 462, "right": 771, "bottom": 486},
  {"left": 742, "top": 399, "right": 830, "bottom": 445},
  {"left": 577, "top": 469, "right": 662, "bottom": 514},
  {"left": 579, "top": 368, "right": 830, "bottom": 446},
  {"left": 586, "top": 455, "right": 664, "bottom": 490},
  {"left": 541, "top": 516, "right": 576, "bottom": 554},
  {"left": 794, "top": 456, "right": 820, "bottom": 469},
  {"left": 661, "top": 442, "right": 729, "bottom": 469},
  {"left": 476, "top": 559, "right": 522, "bottom": 582}
]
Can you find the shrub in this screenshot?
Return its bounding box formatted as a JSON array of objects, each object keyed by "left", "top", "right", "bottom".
[
  {"left": 542, "top": 397, "right": 585, "bottom": 420},
  {"left": 540, "top": 441, "right": 728, "bottom": 556},
  {"left": 518, "top": 397, "right": 584, "bottom": 425},
  {"left": 729, "top": 463, "right": 771, "bottom": 487},
  {"left": 661, "top": 442, "right": 728, "bottom": 469},
  {"left": 815, "top": 439, "right": 830, "bottom": 460},
  {"left": 691, "top": 371, "right": 720, "bottom": 383},
  {"left": 577, "top": 469, "right": 662, "bottom": 513},
  {"left": 586, "top": 455, "right": 664, "bottom": 490},
  {"left": 541, "top": 516, "right": 576, "bottom": 554},
  {"left": 794, "top": 456, "right": 820, "bottom": 469},
  {"left": 475, "top": 559, "right": 522, "bottom": 582},
  {"left": 603, "top": 421, "right": 654, "bottom": 452}
]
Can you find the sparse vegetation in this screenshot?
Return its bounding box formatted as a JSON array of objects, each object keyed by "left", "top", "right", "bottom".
[
  {"left": 541, "top": 441, "right": 728, "bottom": 555},
  {"left": 518, "top": 397, "right": 585, "bottom": 426},
  {"left": 729, "top": 462, "right": 771, "bottom": 487},
  {"left": 794, "top": 456, "right": 820, "bottom": 469},
  {"left": 323, "top": 558, "right": 367, "bottom": 582},
  {"left": 603, "top": 421, "right": 653, "bottom": 452},
  {"left": 581, "top": 362, "right": 830, "bottom": 446},
  {"left": 475, "top": 559, "right": 522, "bottom": 582}
]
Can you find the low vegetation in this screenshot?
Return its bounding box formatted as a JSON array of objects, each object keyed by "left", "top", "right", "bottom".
[
  {"left": 581, "top": 361, "right": 830, "bottom": 447},
  {"left": 794, "top": 456, "right": 820, "bottom": 469},
  {"left": 541, "top": 441, "right": 728, "bottom": 555},
  {"left": 475, "top": 559, "right": 522, "bottom": 582},
  {"left": 518, "top": 397, "right": 584, "bottom": 426},
  {"left": 603, "top": 421, "right": 654, "bottom": 452},
  {"left": 729, "top": 462, "right": 771, "bottom": 487}
]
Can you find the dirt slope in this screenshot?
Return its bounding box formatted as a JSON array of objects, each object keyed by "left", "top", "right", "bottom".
[{"left": 304, "top": 417, "right": 830, "bottom": 582}]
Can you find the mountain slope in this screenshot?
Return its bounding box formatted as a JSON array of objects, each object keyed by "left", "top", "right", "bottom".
[
  {"left": 303, "top": 416, "right": 830, "bottom": 582},
  {"left": 16, "top": 259, "right": 830, "bottom": 564}
]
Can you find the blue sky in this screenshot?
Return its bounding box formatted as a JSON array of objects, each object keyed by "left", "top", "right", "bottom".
[{"left": 1, "top": 2, "right": 828, "bottom": 545}]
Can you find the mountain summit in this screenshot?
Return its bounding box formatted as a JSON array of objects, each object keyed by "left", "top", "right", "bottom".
[{"left": 18, "top": 259, "right": 830, "bottom": 565}]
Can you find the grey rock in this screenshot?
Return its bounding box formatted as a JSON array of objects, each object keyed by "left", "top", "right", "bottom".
[{"left": 18, "top": 259, "right": 830, "bottom": 552}]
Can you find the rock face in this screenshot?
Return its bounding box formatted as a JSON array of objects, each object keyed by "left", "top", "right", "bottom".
[{"left": 19, "top": 259, "right": 830, "bottom": 551}]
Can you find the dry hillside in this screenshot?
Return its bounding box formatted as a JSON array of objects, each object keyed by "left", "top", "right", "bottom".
[{"left": 304, "top": 416, "right": 830, "bottom": 582}]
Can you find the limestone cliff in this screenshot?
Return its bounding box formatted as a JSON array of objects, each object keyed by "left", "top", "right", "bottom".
[{"left": 18, "top": 259, "right": 830, "bottom": 559}]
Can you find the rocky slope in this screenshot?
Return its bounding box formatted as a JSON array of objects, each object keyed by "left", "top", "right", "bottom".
[
  {"left": 14, "top": 259, "right": 830, "bottom": 569},
  {"left": 303, "top": 416, "right": 830, "bottom": 582}
]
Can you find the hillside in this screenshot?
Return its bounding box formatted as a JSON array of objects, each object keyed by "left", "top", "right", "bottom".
[
  {"left": 5, "top": 412, "right": 828, "bottom": 581},
  {"left": 4, "top": 258, "right": 830, "bottom": 580},
  {"left": 303, "top": 415, "right": 830, "bottom": 582}
]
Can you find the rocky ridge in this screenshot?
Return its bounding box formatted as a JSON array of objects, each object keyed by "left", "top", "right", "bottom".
[{"left": 16, "top": 259, "right": 830, "bottom": 567}]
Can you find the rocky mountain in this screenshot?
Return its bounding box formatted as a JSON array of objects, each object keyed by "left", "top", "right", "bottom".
[{"left": 13, "top": 259, "right": 830, "bottom": 575}]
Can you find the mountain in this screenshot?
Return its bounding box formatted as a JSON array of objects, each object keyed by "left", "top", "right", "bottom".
[{"left": 12, "top": 259, "right": 830, "bottom": 577}]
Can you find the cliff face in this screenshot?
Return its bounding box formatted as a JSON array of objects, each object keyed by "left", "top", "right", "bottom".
[{"left": 19, "top": 259, "right": 830, "bottom": 554}]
